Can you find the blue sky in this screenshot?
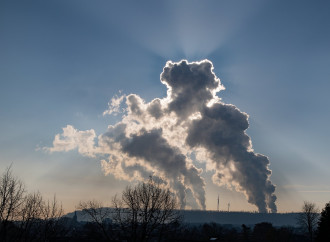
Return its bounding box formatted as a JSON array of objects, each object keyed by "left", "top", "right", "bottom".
[{"left": 1, "top": 0, "right": 330, "bottom": 212}]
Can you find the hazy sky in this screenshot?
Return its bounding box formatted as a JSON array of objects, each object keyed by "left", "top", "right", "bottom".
[{"left": 1, "top": 0, "right": 330, "bottom": 213}]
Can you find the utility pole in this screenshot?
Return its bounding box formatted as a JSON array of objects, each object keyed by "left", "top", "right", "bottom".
[
  {"left": 228, "top": 202, "right": 230, "bottom": 212},
  {"left": 217, "top": 194, "right": 219, "bottom": 212}
]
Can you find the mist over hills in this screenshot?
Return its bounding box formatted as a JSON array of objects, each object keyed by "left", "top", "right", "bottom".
[
  {"left": 66, "top": 209, "right": 299, "bottom": 227},
  {"left": 181, "top": 210, "right": 299, "bottom": 227}
]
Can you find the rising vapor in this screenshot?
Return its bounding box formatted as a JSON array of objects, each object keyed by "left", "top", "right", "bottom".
[{"left": 45, "top": 60, "right": 277, "bottom": 212}]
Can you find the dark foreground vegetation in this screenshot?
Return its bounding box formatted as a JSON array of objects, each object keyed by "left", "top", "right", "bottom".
[{"left": 1, "top": 167, "right": 330, "bottom": 242}]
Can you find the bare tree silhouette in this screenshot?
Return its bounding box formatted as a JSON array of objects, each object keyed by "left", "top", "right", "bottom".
[
  {"left": 297, "top": 201, "right": 319, "bottom": 242},
  {"left": 0, "top": 166, "right": 25, "bottom": 240},
  {"left": 16, "top": 192, "right": 65, "bottom": 241},
  {"left": 40, "top": 195, "right": 65, "bottom": 241},
  {"left": 17, "top": 191, "right": 43, "bottom": 241},
  {"left": 78, "top": 200, "right": 112, "bottom": 241},
  {"left": 112, "top": 178, "right": 181, "bottom": 242}
]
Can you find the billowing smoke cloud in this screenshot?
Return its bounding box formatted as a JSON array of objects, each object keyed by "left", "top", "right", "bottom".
[
  {"left": 45, "top": 60, "right": 277, "bottom": 212},
  {"left": 186, "top": 104, "right": 276, "bottom": 212}
]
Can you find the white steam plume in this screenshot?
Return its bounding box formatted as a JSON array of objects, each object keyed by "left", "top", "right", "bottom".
[{"left": 45, "top": 60, "right": 277, "bottom": 212}]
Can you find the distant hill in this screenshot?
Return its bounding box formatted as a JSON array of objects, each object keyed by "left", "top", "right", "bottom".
[
  {"left": 65, "top": 209, "right": 300, "bottom": 227},
  {"left": 181, "top": 210, "right": 299, "bottom": 227}
]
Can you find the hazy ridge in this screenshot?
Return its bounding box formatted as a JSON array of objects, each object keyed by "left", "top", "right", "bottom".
[{"left": 66, "top": 209, "right": 300, "bottom": 227}]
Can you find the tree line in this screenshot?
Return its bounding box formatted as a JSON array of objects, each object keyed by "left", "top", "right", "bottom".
[
  {"left": 1, "top": 166, "right": 330, "bottom": 242},
  {"left": 0, "top": 166, "right": 64, "bottom": 241}
]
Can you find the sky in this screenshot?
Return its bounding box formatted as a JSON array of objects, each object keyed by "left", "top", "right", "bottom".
[{"left": 1, "top": 0, "right": 330, "bottom": 213}]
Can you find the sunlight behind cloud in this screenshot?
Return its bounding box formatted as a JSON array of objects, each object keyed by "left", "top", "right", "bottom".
[
  {"left": 76, "top": 0, "right": 266, "bottom": 60},
  {"left": 166, "top": 0, "right": 265, "bottom": 60}
]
